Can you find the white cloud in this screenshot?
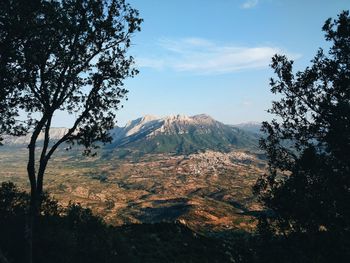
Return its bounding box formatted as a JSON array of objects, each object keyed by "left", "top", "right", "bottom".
[
  {"left": 137, "top": 37, "right": 300, "bottom": 75},
  {"left": 137, "top": 57, "right": 165, "bottom": 70},
  {"left": 241, "top": 0, "right": 259, "bottom": 9}
]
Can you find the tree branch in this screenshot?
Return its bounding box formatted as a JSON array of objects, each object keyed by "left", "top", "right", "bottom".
[
  {"left": 27, "top": 115, "right": 48, "bottom": 194},
  {"left": 55, "top": 34, "right": 130, "bottom": 107},
  {"left": 27, "top": 83, "right": 47, "bottom": 110},
  {"left": 36, "top": 114, "right": 52, "bottom": 195},
  {"left": 45, "top": 102, "right": 93, "bottom": 162}
]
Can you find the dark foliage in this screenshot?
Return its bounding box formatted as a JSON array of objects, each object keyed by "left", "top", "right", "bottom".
[
  {"left": 253, "top": 10, "right": 350, "bottom": 262},
  {"left": 0, "top": 1, "right": 141, "bottom": 261},
  {"left": 0, "top": 0, "right": 142, "bottom": 202},
  {"left": 0, "top": 182, "right": 233, "bottom": 263},
  {"left": 0, "top": 0, "right": 142, "bottom": 148}
]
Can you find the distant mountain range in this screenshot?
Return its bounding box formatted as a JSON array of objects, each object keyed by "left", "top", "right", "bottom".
[
  {"left": 2, "top": 114, "right": 262, "bottom": 156},
  {"left": 2, "top": 128, "right": 69, "bottom": 145},
  {"left": 232, "top": 121, "right": 262, "bottom": 135}
]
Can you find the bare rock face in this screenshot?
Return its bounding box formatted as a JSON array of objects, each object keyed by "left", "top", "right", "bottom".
[
  {"left": 2, "top": 114, "right": 258, "bottom": 156},
  {"left": 191, "top": 114, "right": 216, "bottom": 124},
  {"left": 123, "top": 115, "right": 161, "bottom": 137},
  {"left": 108, "top": 114, "right": 258, "bottom": 155},
  {"left": 117, "top": 114, "right": 217, "bottom": 138}
]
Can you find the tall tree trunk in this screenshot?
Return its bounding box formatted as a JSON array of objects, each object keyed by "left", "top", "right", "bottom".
[
  {"left": 26, "top": 169, "right": 45, "bottom": 263},
  {"left": 26, "top": 152, "right": 35, "bottom": 263},
  {"left": 25, "top": 116, "right": 48, "bottom": 263},
  {"left": 25, "top": 194, "right": 35, "bottom": 263}
]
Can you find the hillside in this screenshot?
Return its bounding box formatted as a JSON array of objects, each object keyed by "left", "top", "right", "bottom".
[
  {"left": 233, "top": 122, "right": 262, "bottom": 135},
  {"left": 2, "top": 114, "right": 260, "bottom": 156},
  {"left": 0, "top": 114, "right": 265, "bottom": 234},
  {"left": 107, "top": 114, "right": 259, "bottom": 156}
]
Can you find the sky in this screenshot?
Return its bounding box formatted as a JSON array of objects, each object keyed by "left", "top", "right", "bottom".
[{"left": 57, "top": 0, "right": 350, "bottom": 126}]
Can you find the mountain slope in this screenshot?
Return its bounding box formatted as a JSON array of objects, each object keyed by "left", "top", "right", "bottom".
[
  {"left": 107, "top": 114, "right": 259, "bottom": 156},
  {"left": 1, "top": 114, "right": 259, "bottom": 156},
  {"left": 1, "top": 127, "right": 69, "bottom": 145},
  {"left": 233, "top": 122, "right": 262, "bottom": 135}
]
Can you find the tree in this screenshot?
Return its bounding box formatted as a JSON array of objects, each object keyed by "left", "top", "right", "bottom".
[
  {"left": 254, "top": 10, "right": 350, "bottom": 259},
  {"left": 0, "top": 0, "right": 142, "bottom": 262},
  {"left": 0, "top": 182, "right": 132, "bottom": 263}
]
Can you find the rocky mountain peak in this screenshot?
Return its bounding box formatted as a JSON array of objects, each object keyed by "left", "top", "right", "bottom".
[
  {"left": 191, "top": 114, "right": 215, "bottom": 124},
  {"left": 162, "top": 114, "right": 193, "bottom": 124},
  {"left": 141, "top": 114, "right": 159, "bottom": 122},
  {"left": 122, "top": 115, "right": 162, "bottom": 137},
  {"left": 2, "top": 115, "right": 259, "bottom": 154}
]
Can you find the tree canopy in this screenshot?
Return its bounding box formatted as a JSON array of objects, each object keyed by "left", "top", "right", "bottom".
[
  {"left": 0, "top": 0, "right": 142, "bottom": 147},
  {"left": 255, "top": 10, "right": 350, "bottom": 241},
  {"left": 0, "top": 0, "right": 142, "bottom": 197},
  {"left": 0, "top": 1, "right": 142, "bottom": 261}
]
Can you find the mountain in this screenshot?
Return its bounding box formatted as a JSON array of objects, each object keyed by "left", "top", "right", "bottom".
[
  {"left": 1, "top": 127, "right": 69, "bottom": 145},
  {"left": 107, "top": 114, "right": 259, "bottom": 156},
  {"left": 0, "top": 115, "right": 265, "bottom": 234},
  {"left": 1, "top": 114, "right": 259, "bottom": 155},
  {"left": 232, "top": 122, "right": 262, "bottom": 135}
]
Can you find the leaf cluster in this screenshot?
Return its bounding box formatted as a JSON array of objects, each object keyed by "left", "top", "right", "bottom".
[
  {"left": 0, "top": 0, "right": 142, "bottom": 152},
  {"left": 255, "top": 11, "right": 350, "bottom": 236}
]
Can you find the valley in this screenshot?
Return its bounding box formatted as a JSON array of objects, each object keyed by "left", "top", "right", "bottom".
[{"left": 0, "top": 114, "right": 264, "bottom": 235}]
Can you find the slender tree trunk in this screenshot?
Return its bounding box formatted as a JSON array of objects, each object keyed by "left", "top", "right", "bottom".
[
  {"left": 26, "top": 138, "right": 40, "bottom": 263},
  {"left": 25, "top": 178, "right": 43, "bottom": 263},
  {"left": 25, "top": 116, "right": 49, "bottom": 263},
  {"left": 26, "top": 160, "right": 35, "bottom": 263},
  {"left": 37, "top": 161, "right": 48, "bottom": 200},
  {"left": 26, "top": 177, "right": 44, "bottom": 263},
  {"left": 25, "top": 196, "right": 35, "bottom": 263}
]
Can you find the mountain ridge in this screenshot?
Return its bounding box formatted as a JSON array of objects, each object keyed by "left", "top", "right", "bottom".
[
  {"left": 108, "top": 114, "right": 259, "bottom": 156},
  {"left": 1, "top": 114, "right": 261, "bottom": 155}
]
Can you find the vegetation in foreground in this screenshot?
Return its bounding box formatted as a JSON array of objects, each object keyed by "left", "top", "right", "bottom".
[
  {"left": 0, "top": 0, "right": 142, "bottom": 261},
  {"left": 1, "top": 182, "right": 349, "bottom": 263},
  {"left": 253, "top": 10, "right": 350, "bottom": 263},
  {"left": 0, "top": 182, "right": 233, "bottom": 263},
  {"left": 0, "top": 149, "right": 263, "bottom": 234}
]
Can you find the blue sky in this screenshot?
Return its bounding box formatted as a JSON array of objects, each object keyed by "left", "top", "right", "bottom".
[{"left": 57, "top": 0, "right": 350, "bottom": 126}]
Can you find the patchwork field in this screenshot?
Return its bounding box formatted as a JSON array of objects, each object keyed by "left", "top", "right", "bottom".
[{"left": 0, "top": 146, "right": 265, "bottom": 235}]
